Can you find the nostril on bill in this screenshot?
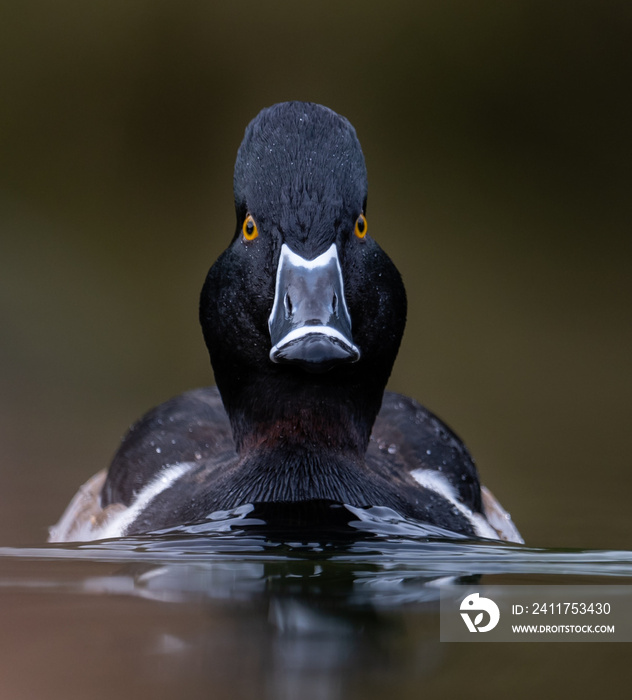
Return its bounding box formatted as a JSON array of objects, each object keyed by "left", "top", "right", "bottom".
[{"left": 284, "top": 292, "right": 293, "bottom": 319}]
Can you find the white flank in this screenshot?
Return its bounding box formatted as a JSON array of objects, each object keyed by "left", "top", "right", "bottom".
[
  {"left": 49, "top": 462, "right": 195, "bottom": 542},
  {"left": 410, "top": 468, "right": 498, "bottom": 540},
  {"left": 96, "top": 462, "right": 194, "bottom": 539}
]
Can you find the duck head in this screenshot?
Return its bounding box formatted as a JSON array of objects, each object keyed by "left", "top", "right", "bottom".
[{"left": 200, "top": 102, "right": 406, "bottom": 457}]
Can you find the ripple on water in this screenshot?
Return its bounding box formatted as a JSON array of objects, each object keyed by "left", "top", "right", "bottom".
[{"left": 1, "top": 502, "right": 632, "bottom": 608}]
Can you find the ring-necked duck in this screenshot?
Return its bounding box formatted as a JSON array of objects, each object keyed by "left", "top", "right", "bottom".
[{"left": 49, "top": 102, "right": 522, "bottom": 543}]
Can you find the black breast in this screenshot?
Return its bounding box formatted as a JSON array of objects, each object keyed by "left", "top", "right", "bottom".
[{"left": 101, "top": 387, "right": 481, "bottom": 537}]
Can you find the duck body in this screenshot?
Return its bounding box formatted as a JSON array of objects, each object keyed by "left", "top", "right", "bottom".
[{"left": 50, "top": 102, "right": 521, "bottom": 543}]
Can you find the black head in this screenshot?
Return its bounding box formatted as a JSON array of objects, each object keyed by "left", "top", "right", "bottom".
[
  {"left": 200, "top": 102, "right": 406, "bottom": 455},
  {"left": 233, "top": 101, "right": 368, "bottom": 256}
]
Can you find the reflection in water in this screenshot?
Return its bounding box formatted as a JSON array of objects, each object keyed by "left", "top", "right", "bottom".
[{"left": 1, "top": 505, "right": 632, "bottom": 699}]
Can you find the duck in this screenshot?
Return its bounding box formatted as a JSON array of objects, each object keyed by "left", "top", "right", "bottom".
[{"left": 49, "top": 102, "right": 522, "bottom": 544}]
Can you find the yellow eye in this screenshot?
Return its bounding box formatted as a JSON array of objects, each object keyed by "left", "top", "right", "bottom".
[
  {"left": 354, "top": 214, "right": 368, "bottom": 239},
  {"left": 242, "top": 214, "right": 259, "bottom": 241}
]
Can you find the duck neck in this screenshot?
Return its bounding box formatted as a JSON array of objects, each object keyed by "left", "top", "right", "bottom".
[
  {"left": 219, "top": 369, "right": 384, "bottom": 461},
  {"left": 220, "top": 391, "right": 391, "bottom": 508}
]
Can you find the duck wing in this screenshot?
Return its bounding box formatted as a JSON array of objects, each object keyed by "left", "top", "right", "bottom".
[
  {"left": 49, "top": 387, "right": 237, "bottom": 542},
  {"left": 101, "top": 386, "right": 236, "bottom": 508},
  {"left": 368, "top": 391, "right": 523, "bottom": 543}
]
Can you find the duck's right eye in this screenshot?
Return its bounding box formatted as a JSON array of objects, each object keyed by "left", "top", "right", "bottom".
[
  {"left": 354, "top": 214, "right": 368, "bottom": 239},
  {"left": 242, "top": 215, "right": 259, "bottom": 241}
]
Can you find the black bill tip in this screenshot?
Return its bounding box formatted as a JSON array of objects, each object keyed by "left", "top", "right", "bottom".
[{"left": 270, "top": 328, "right": 360, "bottom": 373}]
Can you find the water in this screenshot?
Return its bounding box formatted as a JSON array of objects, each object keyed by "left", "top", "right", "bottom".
[{"left": 1, "top": 505, "right": 632, "bottom": 700}]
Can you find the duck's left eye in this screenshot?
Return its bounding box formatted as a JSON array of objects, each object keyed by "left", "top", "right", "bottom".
[
  {"left": 242, "top": 215, "right": 259, "bottom": 241},
  {"left": 354, "top": 214, "right": 368, "bottom": 239}
]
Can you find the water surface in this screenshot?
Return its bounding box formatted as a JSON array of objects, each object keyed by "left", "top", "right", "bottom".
[{"left": 1, "top": 506, "right": 631, "bottom": 700}]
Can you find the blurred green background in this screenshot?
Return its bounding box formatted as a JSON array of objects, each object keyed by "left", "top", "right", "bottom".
[{"left": 1, "top": 1, "right": 630, "bottom": 548}]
